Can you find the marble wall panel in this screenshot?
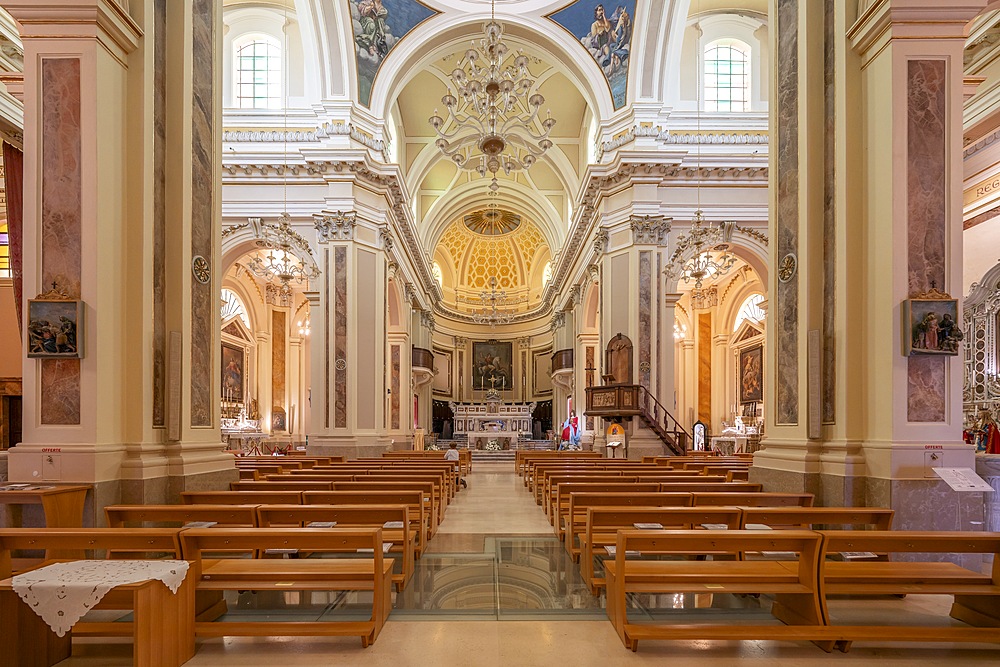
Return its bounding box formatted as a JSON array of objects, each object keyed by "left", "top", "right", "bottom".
[
  {"left": 40, "top": 58, "right": 82, "bottom": 425},
  {"left": 272, "top": 310, "right": 286, "bottom": 415},
  {"left": 152, "top": 0, "right": 167, "bottom": 427},
  {"left": 391, "top": 344, "right": 400, "bottom": 429},
  {"left": 822, "top": 0, "right": 836, "bottom": 424},
  {"left": 324, "top": 249, "right": 330, "bottom": 428},
  {"left": 698, "top": 313, "right": 712, "bottom": 423},
  {"left": 638, "top": 251, "right": 651, "bottom": 389},
  {"left": 586, "top": 346, "right": 594, "bottom": 430},
  {"left": 334, "top": 246, "right": 348, "bottom": 428},
  {"left": 906, "top": 60, "right": 947, "bottom": 423},
  {"left": 775, "top": 0, "right": 799, "bottom": 425},
  {"left": 189, "top": 0, "right": 216, "bottom": 427},
  {"left": 656, "top": 253, "right": 662, "bottom": 399}
]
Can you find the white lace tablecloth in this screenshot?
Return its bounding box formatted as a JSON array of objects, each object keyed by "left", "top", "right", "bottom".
[{"left": 11, "top": 560, "right": 189, "bottom": 636}]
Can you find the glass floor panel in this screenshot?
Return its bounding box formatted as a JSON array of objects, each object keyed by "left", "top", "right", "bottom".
[{"left": 186, "top": 538, "right": 787, "bottom": 623}]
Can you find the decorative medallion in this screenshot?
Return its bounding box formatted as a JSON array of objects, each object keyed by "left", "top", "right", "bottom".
[
  {"left": 777, "top": 253, "right": 797, "bottom": 283},
  {"left": 639, "top": 361, "right": 651, "bottom": 373},
  {"left": 335, "top": 358, "right": 347, "bottom": 371},
  {"left": 464, "top": 207, "right": 521, "bottom": 236},
  {"left": 192, "top": 255, "right": 211, "bottom": 284}
]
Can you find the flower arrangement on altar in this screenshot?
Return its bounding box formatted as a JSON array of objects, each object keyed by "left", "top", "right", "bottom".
[
  {"left": 426, "top": 443, "right": 440, "bottom": 451},
  {"left": 485, "top": 439, "right": 502, "bottom": 451}
]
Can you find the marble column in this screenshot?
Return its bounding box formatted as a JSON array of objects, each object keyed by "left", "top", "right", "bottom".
[
  {"left": 308, "top": 212, "right": 389, "bottom": 458},
  {"left": 4, "top": 0, "right": 233, "bottom": 522},
  {"left": 754, "top": 0, "right": 988, "bottom": 527}
]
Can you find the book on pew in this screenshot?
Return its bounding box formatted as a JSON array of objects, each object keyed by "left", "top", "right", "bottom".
[
  {"left": 357, "top": 542, "right": 394, "bottom": 554},
  {"left": 382, "top": 521, "right": 404, "bottom": 529},
  {"left": 306, "top": 521, "right": 338, "bottom": 528},
  {"left": 701, "top": 523, "right": 730, "bottom": 530},
  {"left": 183, "top": 521, "right": 218, "bottom": 528},
  {"left": 744, "top": 523, "right": 774, "bottom": 530},
  {"left": 836, "top": 551, "right": 879, "bottom": 560},
  {"left": 604, "top": 545, "right": 641, "bottom": 557},
  {"left": 263, "top": 548, "right": 299, "bottom": 555},
  {"left": 633, "top": 522, "right": 664, "bottom": 530}
]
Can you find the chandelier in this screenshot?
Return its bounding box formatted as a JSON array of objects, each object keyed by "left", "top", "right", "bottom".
[
  {"left": 428, "top": 0, "right": 555, "bottom": 192},
  {"left": 472, "top": 276, "right": 516, "bottom": 327},
  {"left": 246, "top": 214, "right": 321, "bottom": 297},
  {"left": 665, "top": 210, "right": 737, "bottom": 289}
]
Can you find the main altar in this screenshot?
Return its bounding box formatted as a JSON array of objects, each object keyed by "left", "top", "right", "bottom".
[{"left": 451, "top": 392, "right": 535, "bottom": 449}]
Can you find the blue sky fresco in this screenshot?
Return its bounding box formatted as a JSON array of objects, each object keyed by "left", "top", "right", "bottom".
[
  {"left": 349, "top": 0, "right": 438, "bottom": 106},
  {"left": 548, "top": 0, "right": 636, "bottom": 109}
]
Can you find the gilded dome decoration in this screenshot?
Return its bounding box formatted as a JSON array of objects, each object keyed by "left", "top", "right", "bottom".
[{"left": 464, "top": 207, "right": 522, "bottom": 236}]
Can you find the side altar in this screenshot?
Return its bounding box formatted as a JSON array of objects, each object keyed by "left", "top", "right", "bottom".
[{"left": 450, "top": 392, "right": 535, "bottom": 449}]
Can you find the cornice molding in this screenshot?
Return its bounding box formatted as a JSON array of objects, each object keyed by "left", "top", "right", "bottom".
[{"left": 4, "top": 0, "right": 143, "bottom": 58}]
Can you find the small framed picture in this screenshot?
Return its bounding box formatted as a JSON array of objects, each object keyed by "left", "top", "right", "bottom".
[
  {"left": 903, "top": 291, "right": 961, "bottom": 356},
  {"left": 26, "top": 299, "right": 83, "bottom": 359}
]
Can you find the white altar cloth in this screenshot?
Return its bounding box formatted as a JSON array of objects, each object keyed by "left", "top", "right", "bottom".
[{"left": 12, "top": 559, "right": 189, "bottom": 636}]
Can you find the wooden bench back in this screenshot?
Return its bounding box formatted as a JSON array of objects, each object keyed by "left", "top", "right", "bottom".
[
  {"left": 692, "top": 492, "right": 814, "bottom": 507},
  {"left": 255, "top": 504, "right": 409, "bottom": 528},
  {"left": 105, "top": 504, "right": 259, "bottom": 528},
  {"left": 179, "top": 527, "right": 386, "bottom": 567},
  {"left": 741, "top": 507, "right": 894, "bottom": 531},
  {"left": 181, "top": 490, "right": 303, "bottom": 505},
  {"left": 0, "top": 527, "right": 184, "bottom": 576},
  {"left": 230, "top": 480, "right": 333, "bottom": 491},
  {"left": 657, "top": 482, "right": 763, "bottom": 493}
]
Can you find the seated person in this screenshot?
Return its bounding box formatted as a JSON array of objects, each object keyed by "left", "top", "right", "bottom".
[{"left": 444, "top": 443, "right": 468, "bottom": 488}]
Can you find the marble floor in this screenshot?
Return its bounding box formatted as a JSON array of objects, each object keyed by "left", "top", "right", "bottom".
[{"left": 59, "top": 462, "right": 999, "bottom": 666}]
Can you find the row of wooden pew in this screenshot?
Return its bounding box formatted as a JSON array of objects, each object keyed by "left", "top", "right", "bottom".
[{"left": 515, "top": 452, "right": 1000, "bottom": 654}]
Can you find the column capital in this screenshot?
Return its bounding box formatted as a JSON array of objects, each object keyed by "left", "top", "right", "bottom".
[
  {"left": 5, "top": 0, "right": 142, "bottom": 59},
  {"left": 848, "top": 0, "right": 988, "bottom": 56}
]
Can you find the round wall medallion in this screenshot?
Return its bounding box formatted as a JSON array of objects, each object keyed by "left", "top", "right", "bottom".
[
  {"left": 191, "top": 255, "right": 211, "bottom": 284},
  {"left": 639, "top": 361, "right": 651, "bottom": 373},
  {"left": 335, "top": 358, "right": 347, "bottom": 371},
  {"left": 777, "top": 253, "right": 797, "bottom": 283}
]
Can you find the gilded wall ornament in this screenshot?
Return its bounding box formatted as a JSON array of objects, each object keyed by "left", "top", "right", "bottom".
[
  {"left": 777, "top": 253, "right": 797, "bottom": 283},
  {"left": 192, "top": 255, "right": 211, "bottom": 284}
]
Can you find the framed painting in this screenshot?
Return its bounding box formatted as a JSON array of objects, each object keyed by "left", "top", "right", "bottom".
[
  {"left": 903, "top": 295, "right": 960, "bottom": 356},
  {"left": 739, "top": 344, "right": 763, "bottom": 404},
  {"left": 221, "top": 342, "right": 245, "bottom": 403},
  {"left": 472, "top": 341, "right": 512, "bottom": 392},
  {"left": 26, "top": 298, "right": 83, "bottom": 358}
]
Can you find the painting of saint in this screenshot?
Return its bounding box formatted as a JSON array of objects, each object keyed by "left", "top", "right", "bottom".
[
  {"left": 221, "top": 343, "right": 245, "bottom": 403},
  {"left": 27, "top": 300, "right": 82, "bottom": 358},
  {"left": 547, "top": 1, "right": 636, "bottom": 109},
  {"left": 739, "top": 345, "right": 763, "bottom": 404},
  {"left": 472, "top": 341, "right": 512, "bottom": 392},
  {"left": 348, "top": 0, "right": 438, "bottom": 106}
]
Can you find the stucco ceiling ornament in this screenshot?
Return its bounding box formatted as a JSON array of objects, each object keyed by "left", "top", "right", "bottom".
[{"left": 428, "top": 0, "right": 556, "bottom": 193}]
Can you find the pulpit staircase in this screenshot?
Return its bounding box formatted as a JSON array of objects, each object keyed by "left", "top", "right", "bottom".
[{"left": 585, "top": 384, "right": 689, "bottom": 456}]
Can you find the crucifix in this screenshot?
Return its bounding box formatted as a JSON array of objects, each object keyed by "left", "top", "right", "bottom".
[{"left": 488, "top": 375, "right": 498, "bottom": 390}]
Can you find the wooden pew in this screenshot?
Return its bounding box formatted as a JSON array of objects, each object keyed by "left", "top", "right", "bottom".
[
  {"left": 549, "top": 481, "right": 660, "bottom": 525},
  {"left": 105, "top": 504, "right": 259, "bottom": 529},
  {"left": 181, "top": 490, "right": 303, "bottom": 505},
  {"left": 180, "top": 527, "right": 393, "bottom": 648},
  {"left": 692, "top": 492, "right": 814, "bottom": 507},
  {"left": 740, "top": 507, "right": 894, "bottom": 532},
  {"left": 254, "top": 504, "right": 415, "bottom": 592},
  {"left": 0, "top": 528, "right": 194, "bottom": 667},
  {"left": 818, "top": 530, "right": 1000, "bottom": 651},
  {"left": 231, "top": 480, "right": 333, "bottom": 492},
  {"left": 581, "top": 507, "right": 743, "bottom": 594},
  {"left": 604, "top": 529, "right": 827, "bottom": 651},
  {"left": 564, "top": 492, "right": 693, "bottom": 560},
  {"left": 304, "top": 490, "right": 428, "bottom": 558},
  {"left": 331, "top": 481, "right": 439, "bottom": 537},
  {"left": 657, "top": 482, "right": 763, "bottom": 494},
  {"left": 517, "top": 450, "right": 602, "bottom": 476}
]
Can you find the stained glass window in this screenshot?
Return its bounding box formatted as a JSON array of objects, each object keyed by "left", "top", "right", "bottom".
[{"left": 0, "top": 221, "right": 9, "bottom": 279}]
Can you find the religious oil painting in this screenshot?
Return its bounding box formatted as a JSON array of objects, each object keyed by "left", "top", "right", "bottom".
[
  {"left": 349, "top": 0, "right": 438, "bottom": 106},
  {"left": 903, "top": 297, "right": 961, "bottom": 356},
  {"left": 221, "top": 342, "right": 245, "bottom": 403},
  {"left": 739, "top": 344, "right": 763, "bottom": 404},
  {"left": 547, "top": 0, "right": 635, "bottom": 109},
  {"left": 472, "top": 341, "right": 512, "bottom": 392},
  {"left": 27, "top": 299, "right": 83, "bottom": 358},
  {"left": 533, "top": 348, "right": 553, "bottom": 395}
]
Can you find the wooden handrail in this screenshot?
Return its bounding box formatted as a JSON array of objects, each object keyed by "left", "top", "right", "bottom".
[{"left": 637, "top": 385, "right": 689, "bottom": 455}]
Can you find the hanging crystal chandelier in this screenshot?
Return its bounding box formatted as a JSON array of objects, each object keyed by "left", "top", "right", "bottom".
[
  {"left": 665, "top": 210, "right": 737, "bottom": 289},
  {"left": 245, "top": 214, "right": 321, "bottom": 296},
  {"left": 428, "top": 0, "right": 556, "bottom": 192},
  {"left": 472, "top": 275, "right": 516, "bottom": 328}
]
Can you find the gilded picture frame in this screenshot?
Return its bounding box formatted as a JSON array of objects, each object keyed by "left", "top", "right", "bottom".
[{"left": 26, "top": 298, "right": 83, "bottom": 359}]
